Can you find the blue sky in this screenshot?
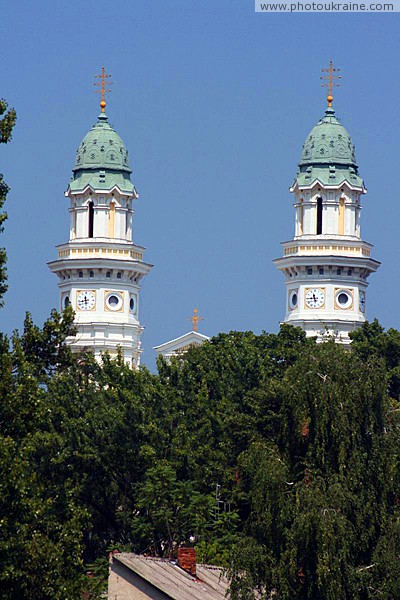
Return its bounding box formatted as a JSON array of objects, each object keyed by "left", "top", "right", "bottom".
[{"left": 1, "top": 0, "right": 399, "bottom": 367}]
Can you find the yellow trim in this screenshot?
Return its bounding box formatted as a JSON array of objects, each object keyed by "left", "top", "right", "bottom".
[
  {"left": 334, "top": 288, "right": 354, "bottom": 310},
  {"left": 338, "top": 198, "right": 345, "bottom": 235},
  {"left": 108, "top": 201, "right": 115, "bottom": 238},
  {"left": 283, "top": 244, "right": 369, "bottom": 257},
  {"left": 57, "top": 247, "right": 144, "bottom": 261},
  {"left": 299, "top": 199, "right": 303, "bottom": 235},
  {"left": 104, "top": 290, "right": 124, "bottom": 313},
  {"left": 73, "top": 209, "right": 77, "bottom": 239}
]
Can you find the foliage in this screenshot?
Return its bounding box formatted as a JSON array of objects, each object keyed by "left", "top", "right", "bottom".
[
  {"left": 350, "top": 318, "right": 400, "bottom": 400},
  {"left": 229, "top": 338, "right": 400, "bottom": 599},
  {"left": 0, "top": 310, "right": 87, "bottom": 599},
  {"left": 0, "top": 98, "right": 17, "bottom": 305},
  {"left": 1, "top": 316, "right": 400, "bottom": 598}
]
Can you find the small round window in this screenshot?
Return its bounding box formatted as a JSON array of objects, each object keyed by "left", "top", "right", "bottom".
[
  {"left": 289, "top": 290, "right": 298, "bottom": 310},
  {"left": 106, "top": 292, "right": 123, "bottom": 311},
  {"left": 64, "top": 296, "right": 70, "bottom": 308},
  {"left": 130, "top": 297, "right": 136, "bottom": 312},
  {"left": 335, "top": 289, "right": 353, "bottom": 309}
]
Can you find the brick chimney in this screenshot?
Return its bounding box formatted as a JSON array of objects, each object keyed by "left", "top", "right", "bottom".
[
  {"left": 177, "top": 547, "right": 196, "bottom": 577},
  {"left": 108, "top": 548, "right": 121, "bottom": 563}
]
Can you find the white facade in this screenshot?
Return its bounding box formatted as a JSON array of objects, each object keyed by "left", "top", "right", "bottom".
[
  {"left": 274, "top": 120, "right": 380, "bottom": 344},
  {"left": 49, "top": 114, "right": 152, "bottom": 367},
  {"left": 154, "top": 331, "right": 210, "bottom": 362}
]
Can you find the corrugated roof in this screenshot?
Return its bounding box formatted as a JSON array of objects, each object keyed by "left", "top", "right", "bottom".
[{"left": 114, "top": 553, "right": 229, "bottom": 600}]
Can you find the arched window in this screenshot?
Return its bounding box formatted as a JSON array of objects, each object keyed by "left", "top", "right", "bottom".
[
  {"left": 299, "top": 198, "right": 304, "bottom": 235},
  {"left": 88, "top": 201, "right": 94, "bottom": 238},
  {"left": 338, "top": 198, "right": 345, "bottom": 235},
  {"left": 316, "top": 197, "right": 323, "bottom": 235},
  {"left": 72, "top": 202, "right": 77, "bottom": 239}
]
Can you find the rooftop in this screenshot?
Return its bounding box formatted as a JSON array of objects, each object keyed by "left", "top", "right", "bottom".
[{"left": 111, "top": 553, "right": 229, "bottom": 600}]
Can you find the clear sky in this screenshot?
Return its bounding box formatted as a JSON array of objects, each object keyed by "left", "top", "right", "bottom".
[{"left": 1, "top": 0, "right": 399, "bottom": 368}]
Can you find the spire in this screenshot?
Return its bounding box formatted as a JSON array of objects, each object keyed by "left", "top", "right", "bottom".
[
  {"left": 320, "top": 59, "right": 342, "bottom": 109},
  {"left": 295, "top": 63, "right": 361, "bottom": 187},
  {"left": 94, "top": 66, "right": 112, "bottom": 114}
]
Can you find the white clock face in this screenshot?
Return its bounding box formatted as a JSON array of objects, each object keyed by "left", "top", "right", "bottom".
[
  {"left": 76, "top": 290, "right": 96, "bottom": 311},
  {"left": 305, "top": 288, "right": 325, "bottom": 309},
  {"left": 359, "top": 291, "right": 366, "bottom": 313}
]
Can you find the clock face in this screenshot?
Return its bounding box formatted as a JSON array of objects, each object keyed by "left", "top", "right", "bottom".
[
  {"left": 305, "top": 288, "right": 325, "bottom": 309},
  {"left": 76, "top": 290, "right": 96, "bottom": 311},
  {"left": 359, "top": 291, "right": 366, "bottom": 313}
]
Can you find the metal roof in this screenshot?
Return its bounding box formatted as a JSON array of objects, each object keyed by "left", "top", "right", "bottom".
[{"left": 114, "top": 553, "right": 229, "bottom": 600}]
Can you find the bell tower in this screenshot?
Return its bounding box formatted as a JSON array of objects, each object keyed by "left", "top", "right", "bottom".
[
  {"left": 274, "top": 63, "right": 380, "bottom": 343},
  {"left": 48, "top": 69, "right": 152, "bottom": 366}
]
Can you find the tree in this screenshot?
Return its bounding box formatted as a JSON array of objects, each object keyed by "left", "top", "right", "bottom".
[
  {"left": 351, "top": 319, "right": 400, "bottom": 400},
  {"left": 229, "top": 340, "right": 400, "bottom": 600},
  {"left": 0, "top": 310, "right": 88, "bottom": 599},
  {"left": 0, "top": 99, "right": 17, "bottom": 306},
  {"left": 2, "top": 310, "right": 400, "bottom": 599}
]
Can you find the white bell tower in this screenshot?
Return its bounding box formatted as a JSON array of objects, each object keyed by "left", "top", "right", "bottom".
[
  {"left": 49, "top": 71, "right": 152, "bottom": 367},
  {"left": 274, "top": 65, "right": 380, "bottom": 344}
]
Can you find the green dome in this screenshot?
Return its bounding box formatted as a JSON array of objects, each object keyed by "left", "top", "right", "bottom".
[
  {"left": 74, "top": 113, "right": 130, "bottom": 172},
  {"left": 69, "top": 113, "right": 134, "bottom": 194},
  {"left": 295, "top": 107, "right": 364, "bottom": 188}
]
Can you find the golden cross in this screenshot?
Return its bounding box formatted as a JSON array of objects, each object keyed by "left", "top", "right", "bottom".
[
  {"left": 94, "top": 66, "right": 113, "bottom": 113},
  {"left": 188, "top": 308, "right": 204, "bottom": 332},
  {"left": 320, "top": 60, "right": 342, "bottom": 108}
]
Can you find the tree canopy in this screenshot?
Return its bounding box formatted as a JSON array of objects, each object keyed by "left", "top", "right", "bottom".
[{"left": 1, "top": 314, "right": 400, "bottom": 599}]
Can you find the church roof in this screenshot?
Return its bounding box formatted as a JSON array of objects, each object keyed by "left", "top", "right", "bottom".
[
  {"left": 294, "top": 106, "right": 364, "bottom": 189},
  {"left": 68, "top": 113, "right": 134, "bottom": 194},
  {"left": 154, "top": 331, "right": 210, "bottom": 355}
]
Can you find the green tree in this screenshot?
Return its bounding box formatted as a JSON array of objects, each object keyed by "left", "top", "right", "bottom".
[
  {"left": 3, "top": 309, "right": 400, "bottom": 600},
  {"left": 229, "top": 341, "right": 400, "bottom": 600},
  {"left": 0, "top": 310, "right": 89, "bottom": 599},
  {"left": 0, "top": 99, "right": 16, "bottom": 305},
  {"left": 351, "top": 319, "right": 400, "bottom": 400}
]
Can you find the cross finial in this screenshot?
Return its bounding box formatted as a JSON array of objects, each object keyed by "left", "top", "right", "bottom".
[
  {"left": 320, "top": 60, "right": 342, "bottom": 108},
  {"left": 94, "top": 66, "right": 113, "bottom": 113},
  {"left": 188, "top": 308, "right": 204, "bottom": 332}
]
